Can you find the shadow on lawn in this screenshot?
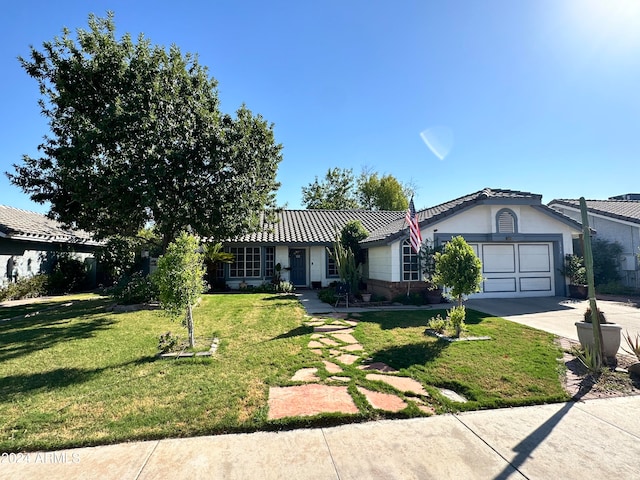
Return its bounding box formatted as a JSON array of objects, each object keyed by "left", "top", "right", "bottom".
[
  {"left": 0, "top": 356, "right": 157, "bottom": 402},
  {"left": 270, "top": 325, "right": 312, "bottom": 341},
  {"left": 0, "top": 300, "right": 114, "bottom": 363},
  {"left": 368, "top": 340, "right": 450, "bottom": 370}
]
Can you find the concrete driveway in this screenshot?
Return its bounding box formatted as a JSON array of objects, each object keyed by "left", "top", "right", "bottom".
[{"left": 465, "top": 296, "right": 640, "bottom": 354}]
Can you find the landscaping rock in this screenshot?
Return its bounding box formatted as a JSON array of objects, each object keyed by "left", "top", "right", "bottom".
[
  {"left": 438, "top": 388, "right": 468, "bottom": 403},
  {"left": 331, "top": 332, "right": 359, "bottom": 344},
  {"left": 365, "top": 374, "right": 429, "bottom": 396},
  {"left": 334, "top": 354, "right": 360, "bottom": 365},
  {"left": 267, "top": 384, "right": 358, "bottom": 420},
  {"left": 358, "top": 362, "right": 399, "bottom": 373},
  {"left": 291, "top": 368, "right": 320, "bottom": 382},
  {"left": 357, "top": 387, "right": 407, "bottom": 412},
  {"left": 322, "top": 360, "right": 343, "bottom": 374}
]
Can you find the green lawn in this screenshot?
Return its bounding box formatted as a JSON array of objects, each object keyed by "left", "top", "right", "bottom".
[{"left": 0, "top": 293, "right": 569, "bottom": 452}]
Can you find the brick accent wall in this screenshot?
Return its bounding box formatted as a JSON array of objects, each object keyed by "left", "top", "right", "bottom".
[{"left": 366, "top": 278, "right": 429, "bottom": 300}]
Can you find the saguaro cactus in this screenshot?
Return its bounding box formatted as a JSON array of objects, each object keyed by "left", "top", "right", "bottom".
[{"left": 580, "top": 197, "right": 604, "bottom": 368}]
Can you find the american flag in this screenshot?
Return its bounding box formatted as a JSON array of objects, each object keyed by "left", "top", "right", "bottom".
[{"left": 406, "top": 197, "right": 422, "bottom": 253}]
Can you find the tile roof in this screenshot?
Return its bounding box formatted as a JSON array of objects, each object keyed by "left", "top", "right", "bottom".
[
  {"left": 0, "top": 205, "right": 100, "bottom": 245},
  {"left": 364, "top": 188, "right": 554, "bottom": 244},
  {"left": 231, "top": 188, "right": 582, "bottom": 246},
  {"left": 549, "top": 199, "right": 640, "bottom": 225},
  {"left": 232, "top": 209, "right": 402, "bottom": 244}
]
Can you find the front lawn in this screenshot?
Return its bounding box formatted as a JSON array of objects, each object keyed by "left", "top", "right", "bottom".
[{"left": 0, "top": 294, "right": 568, "bottom": 452}]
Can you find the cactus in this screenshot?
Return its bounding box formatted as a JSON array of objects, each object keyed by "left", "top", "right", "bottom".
[{"left": 580, "top": 197, "right": 604, "bottom": 368}]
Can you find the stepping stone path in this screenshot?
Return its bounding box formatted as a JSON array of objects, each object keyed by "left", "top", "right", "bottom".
[{"left": 268, "top": 315, "right": 448, "bottom": 420}]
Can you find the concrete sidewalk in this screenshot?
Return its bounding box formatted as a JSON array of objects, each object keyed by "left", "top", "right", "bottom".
[{"left": 3, "top": 396, "right": 639, "bottom": 480}]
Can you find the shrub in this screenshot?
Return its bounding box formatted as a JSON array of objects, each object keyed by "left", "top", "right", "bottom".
[
  {"left": 622, "top": 331, "right": 640, "bottom": 361},
  {"left": 583, "top": 307, "right": 607, "bottom": 324},
  {"left": 448, "top": 305, "right": 467, "bottom": 337},
  {"left": 158, "top": 331, "right": 180, "bottom": 353},
  {"left": 318, "top": 287, "right": 337, "bottom": 305},
  {"left": 109, "top": 272, "right": 158, "bottom": 305},
  {"left": 47, "top": 253, "right": 87, "bottom": 294},
  {"left": 392, "top": 292, "right": 426, "bottom": 306},
  {"left": 426, "top": 314, "right": 447, "bottom": 333},
  {"left": 0, "top": 274, "right": 49, "bottom": 301}
]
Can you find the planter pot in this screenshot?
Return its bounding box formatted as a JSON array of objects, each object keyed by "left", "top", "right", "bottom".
[
  {"left": 575, "top": 321, "right": 622, "bottom": 358},
  {"left": 568, "top": 284, "right": 588, "bottom": 299},
  {"left": 361, "top": 293, "right": 372, "bottom": 303}
]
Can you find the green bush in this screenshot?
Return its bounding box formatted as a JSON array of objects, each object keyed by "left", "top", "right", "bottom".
[
  {"left": 392, "top": 292, "right": 426, "bottom": 305},
  {"left": 0, "top": 275, "right": 49, "bottom": 301},
  {"left": 158, "top": 331, "right": 180, "bottom": 353},
  {"left": 253, "top": 280, "right": 295, "bottom": 294},
  {"left": 318, "top": 287, "right": 337, "bottom": 305},
  {"left": 448, "top": 305, "right": 467, "bottom": 337},
  {"left": 108, "top": 272, "right": 158, "bottom": 305},
  {"left": 426, "top": 313, "right": 447, "bottom": 333},
  {"left": 47, "top": 253, "right": 87, "bottom": 294}
]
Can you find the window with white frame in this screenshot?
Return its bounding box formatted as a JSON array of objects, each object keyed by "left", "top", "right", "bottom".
[
  {"left": 229, "top": 247, "right": 261, "bottom": 278},
  {"left": 265, "top": 246, "right": 275, "bottom": 278},
  {"left": 326, "top": 248, "right": 339, "bottom": 277},
  {"left": 402, "top": 239, "right": 420, "bottom": 281}
]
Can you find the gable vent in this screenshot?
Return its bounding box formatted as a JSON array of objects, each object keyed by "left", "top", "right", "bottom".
[{"left": 498, "top": 211, "right": 515, "bottom": 233}]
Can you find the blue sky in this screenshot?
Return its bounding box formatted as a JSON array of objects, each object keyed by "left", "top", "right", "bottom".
[{"left": 2, "top": 0, "right": 639, "bottom": 214}]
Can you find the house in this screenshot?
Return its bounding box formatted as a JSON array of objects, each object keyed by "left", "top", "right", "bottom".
[
  {"left": 548, "top": 196, "right": 640, "bottom": 289},
  {"left": 0, "top": 205, "right": 102, "bottom": 287},
  {"left": 225, "top": 188, "right": 584, "bottom": 299}
]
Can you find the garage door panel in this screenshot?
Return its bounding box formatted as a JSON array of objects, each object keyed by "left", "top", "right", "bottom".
[
  {"left": 519, "top": 277, "right": 552, "bottom": 292},
  {"left": 518, "top": 244, "right": 551, "bottom": 273},
  {"left": 474, "top": 241, "right": 554, "bottom": 298},
  {"left": 483, "top": 277, "right": 517, "bottom": 293},
  {"left": 482, "top": 245, "right": 515, "bottom": 273}
]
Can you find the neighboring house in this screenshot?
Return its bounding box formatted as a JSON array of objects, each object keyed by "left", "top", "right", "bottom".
[
  {"left": 0, "top": 205, "right": 102, "bottom": 287},
  {"left": 548, "top": 196, "right": 640, "bottom": 288},
  {"left": 226, "top": 188, "right": 584, "bottom": 299}
]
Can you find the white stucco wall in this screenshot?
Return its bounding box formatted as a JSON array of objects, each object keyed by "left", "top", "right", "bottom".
[{"left": 1, "top": 250, "right": 94, "bottom": 288}]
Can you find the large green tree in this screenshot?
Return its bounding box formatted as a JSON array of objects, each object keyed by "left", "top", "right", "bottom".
[
  {"left": 357, "top": 171, "right": 410, "bottom": 211},
  {"left": 301, "top": 167, "right": 359, "bottom": 209},
  {"left": 8, "top": 13, "right": 282, "bottom": 250},
  {"left": 301, "top": 167, "right": 411, "bottom": 210}
]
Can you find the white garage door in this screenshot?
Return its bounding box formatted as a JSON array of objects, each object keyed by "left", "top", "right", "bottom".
[{"left": 469, "top": 243, "right": 555, "bottom": 298}]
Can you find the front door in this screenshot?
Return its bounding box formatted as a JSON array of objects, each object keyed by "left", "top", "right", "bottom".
[{"left": 289, "top": 249, "right": 306, "bottom": 286}]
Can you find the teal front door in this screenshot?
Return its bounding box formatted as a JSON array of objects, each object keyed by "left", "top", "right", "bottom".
[{"left": 289, "top": 249, "right": 306, "bottom": 286}]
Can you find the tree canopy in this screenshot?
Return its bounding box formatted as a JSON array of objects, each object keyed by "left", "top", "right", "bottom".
[
  {"left": 301, "top": 167, "right": 359, "bottom": 209},
  {"left": 8, "top": 13, "right": 282, "bottom": 250},
  {"left": 432, "top": 236, "right": 483, "bottom": 307},
  {"left": 301, "top": 167, "right": 411, "bottom": 210}
]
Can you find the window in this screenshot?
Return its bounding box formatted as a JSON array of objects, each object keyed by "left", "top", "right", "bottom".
[
  {"left": 229, "top": 247, "right": 261, "bottom": 278},
  {"left": 265, "top": 247, "right": 275, "bottom": 278},
  {"left": 402, "top": 239, "right": 420, "bottom": 281},
  {"left": 497, "top": 209, "right": 517, "bottom": 234},
  {"left": 326, "top": 248, "right": 339, "bottom": 277}
]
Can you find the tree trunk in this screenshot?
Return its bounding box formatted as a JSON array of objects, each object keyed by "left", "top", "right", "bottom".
[{"left": 186, "top": 304, "right": 195, "bottom": 348}]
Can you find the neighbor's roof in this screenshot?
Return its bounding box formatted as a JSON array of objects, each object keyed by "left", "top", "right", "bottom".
[
  {"left": 363, "top": 188, "right": 584, "bottom": 245},
  {"left": 231, "top": 209, "right": 402, "bottom": 244},
  {"left": 0, "top": 205, "right": 101, "bottom": 245},
  {"left": 549, "top": 199, "right": 640, "bottom": 225}
]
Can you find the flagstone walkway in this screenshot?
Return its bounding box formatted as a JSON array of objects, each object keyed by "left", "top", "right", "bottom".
[{"left": 267, "top": 313, "right": 442, "bottom": 420}]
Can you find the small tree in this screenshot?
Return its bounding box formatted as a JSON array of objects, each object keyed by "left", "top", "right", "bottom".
[
  {"left": 432, "top": 236, "right": 483, "bottom": 307},
  {"left": 154, "top": 232, "right": 206, "bottom": 348},
  {"left": 340, "top": 220, "right": 369, "bottom": 267}
]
